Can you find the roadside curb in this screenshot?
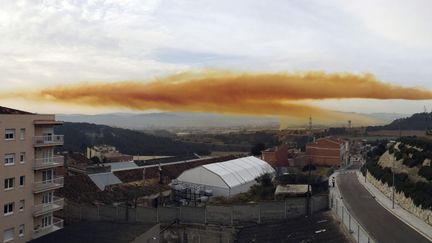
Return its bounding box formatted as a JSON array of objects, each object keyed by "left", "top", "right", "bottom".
[{"left": 356, "top": 172, "right": 432, "bottom": 242}]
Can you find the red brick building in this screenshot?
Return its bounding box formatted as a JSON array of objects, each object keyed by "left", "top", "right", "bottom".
[
  {"left": 261, "top": 144, "right": 289, "bottom": 167},
  {"left": 261, "top": 144, "right": 305, "bottom": 169},
  {"left": 305, "top": 137, "right": 349, "bottom": 166}
]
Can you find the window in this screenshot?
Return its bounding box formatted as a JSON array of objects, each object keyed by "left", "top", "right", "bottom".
[
  {"left": 19, "top": 152, "right": 25, "bottom": 163},
  {"left": 18, "top": 224, "right": 24, "bottom": 237},
  {"left": 4, "top": 154, "right": 15, "bottom": 166},
  {"left": 4, "top": 178, "right": 14, "bottom": 190},
  {"left": 41, "top": 215, "right": 52, "bottom": 227},
  {"left": 3, "top": 228, "right": 13, "bottom": 242},
  {"left": 3, "top": 202, "right": 14, "bottom": 216},
  {"left": 42, "top": 170, "right": 53, "bottom": 183},
  {"left": 19, "top": 176, "right": 25, "bottom": 187},
  {"left": 18, "top": 200, "right": 24, "bottom": 212},
  {"left": 19, "top": 128, "right": 25, "bottom": 140},
  {"left": 4, "top": 129, "right": 15, "bottom": 140},
  {"left": 43, "top": 192, "right": 53, "bottom": 204}
]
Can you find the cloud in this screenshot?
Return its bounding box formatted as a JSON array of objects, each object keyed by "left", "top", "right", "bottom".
[{"left": 1, "top": 0, "right": 432, "bottom": 115}]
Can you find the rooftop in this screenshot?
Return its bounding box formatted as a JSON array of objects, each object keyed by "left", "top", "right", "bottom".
[
  {"left": 29, "top": 221, "right": 158, "bottom": 243},
  {"left": 275, "top": 184, "right": 309, "bottom": 195},
  {"left": 0, "top": 106, "right": 33, "bottom": 114},
  {"left": 202, "top": 156, "right": 275, "bottom": 187}
]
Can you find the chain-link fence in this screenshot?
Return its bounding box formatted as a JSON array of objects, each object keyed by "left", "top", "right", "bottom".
[
  {"left": 64, "top": 195, "right": 329, "bottom": 226},
  {"left": 330, "top": 190, "right": 377, "bottom": 243}
]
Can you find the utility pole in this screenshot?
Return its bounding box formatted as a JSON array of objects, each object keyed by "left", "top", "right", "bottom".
[
  {"left": 392, "top": 169, "right": 395, "bottom": 209},
  {"left": 307, "top": 158, "right": 312, "bottom": 215}
]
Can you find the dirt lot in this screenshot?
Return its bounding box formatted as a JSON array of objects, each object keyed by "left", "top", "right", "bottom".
[{"left": 236, "top": 212, "right": 350, "bottom": 243}]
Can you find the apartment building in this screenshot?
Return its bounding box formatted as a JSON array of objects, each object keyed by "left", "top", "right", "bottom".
[
  {"left": 305, "top": 137, "right": 349, "bottom": 166},
  {"left": 0, "top": 106, "right": 64, "bottom": 242}
]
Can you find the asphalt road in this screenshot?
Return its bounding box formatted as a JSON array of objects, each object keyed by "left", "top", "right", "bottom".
[{"left": 337, "top": 172, "right": 431, "bottom": 243}]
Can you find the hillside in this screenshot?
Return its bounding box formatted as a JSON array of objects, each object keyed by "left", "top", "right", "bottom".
[
  {"left": 54, "top": 122, "right": 211, "bottom": 156},
  {"left": 368, "top": 112, "right": 432, "bottom": 131},
  {"left": 57, "top": 112, "right": 279, "bottom": 129},
  {"left": 362, "top": 138, "right": 432, "bottom": 210},
  {"left": 57, "top": 111, "right": 406, "bottom": 130}
]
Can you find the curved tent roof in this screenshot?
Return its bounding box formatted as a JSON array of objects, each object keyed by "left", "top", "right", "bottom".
[{"left": 201, "top": 156, "right": 275, "bottom": 188}]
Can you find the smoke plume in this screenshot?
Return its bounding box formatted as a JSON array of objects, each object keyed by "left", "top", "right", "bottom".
[{"left": 5, "top": 71, "right": 432, "bottom": 125}]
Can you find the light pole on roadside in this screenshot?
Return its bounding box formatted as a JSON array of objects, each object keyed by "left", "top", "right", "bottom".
[
  {"left": 392, "top": 169, "right": 395, "bottom": 209},
  {"left": 392, "top": 153, "right": 395, "bottom": 209}
]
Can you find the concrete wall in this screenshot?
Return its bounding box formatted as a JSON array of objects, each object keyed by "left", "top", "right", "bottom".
[{"left": 63, "top": 195, "right": 328, "bottom": 227}]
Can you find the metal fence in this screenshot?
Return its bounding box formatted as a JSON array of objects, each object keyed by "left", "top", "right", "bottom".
[
  {"left": 330, "top": 190, "right": 376, "bottom": 243},
  {"left": 64, "top": 195, "right": 328, "bottom": 226}
]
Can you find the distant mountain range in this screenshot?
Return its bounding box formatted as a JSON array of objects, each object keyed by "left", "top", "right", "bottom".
[
  {"left": 57, "top": 112, "right": 408, "bottom": 130},
  {"left": 368, "top": 112, "right": 432, "bottom": 131}
]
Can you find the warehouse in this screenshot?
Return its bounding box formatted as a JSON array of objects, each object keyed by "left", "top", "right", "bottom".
[{"left": 175, "top": 156, "right": 275, "bottom": 197}]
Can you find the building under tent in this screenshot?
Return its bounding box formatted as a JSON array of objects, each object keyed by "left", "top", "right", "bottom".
[{"left": 175, "top": 156, "right": 275, "bottom": 197}]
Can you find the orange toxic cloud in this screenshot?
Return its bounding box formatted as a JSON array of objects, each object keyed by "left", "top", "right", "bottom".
[{"left": 5, "top": 71, "right": 432, "bottom": 124}]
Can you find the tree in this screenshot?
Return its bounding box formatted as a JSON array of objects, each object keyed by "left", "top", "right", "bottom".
[
  {"left": 302, "top": 164, "right": 316, "bottom": 172},
  {"left": 251, "top": 143, "right": 266, "bottom": 156},
  {"left": 90, "top": 156, "right": 101, "bottom": 164}
]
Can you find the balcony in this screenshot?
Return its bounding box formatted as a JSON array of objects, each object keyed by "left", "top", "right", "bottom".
[
  {"left": 33, "top": 135, "right": 64, "bottom": 147},
  {"left": 33, "top": 197, "right": 64, "bottom": 217},
  {"left": 33, "top": 177, "right": 64, "bottom": 193},
  {"left": 33, "top": 120, "right": 63, "bottom": 125},
  {"left": 33, "top": 156, "right": 64, "bottom": 170},
  {"left": 32, "top": 217, "right": 63, "bottom": 239}
]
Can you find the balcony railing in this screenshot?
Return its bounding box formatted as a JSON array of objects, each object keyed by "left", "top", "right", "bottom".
[
  {"left": 33, "top": 135, "right": 64, "bottom": 147},
  {"left": 33, "top": 156, "right": 64, "bottom": 170},
  {"left": 33, "top": 197, "right": 64, "bottom": 217},
  {"left": 33, "top": 177, "right": 64, "bottom": 193},
  {"left": 32, "top": 217, "right": 63, "bottom": 239}
]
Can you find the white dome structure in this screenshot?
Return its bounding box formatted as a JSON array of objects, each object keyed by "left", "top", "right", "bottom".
[{"left": 176, "top": 156, "right": 275, "bottom": 197}]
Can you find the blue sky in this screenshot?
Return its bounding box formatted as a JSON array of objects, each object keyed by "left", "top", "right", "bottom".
[{"left": 1, "top": 0, "right": 432, "bottom": 114}]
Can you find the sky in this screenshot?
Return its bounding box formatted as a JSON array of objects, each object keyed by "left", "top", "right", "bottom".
[{"left": 1, "top": 0, "right": 432, "bottom": 115}]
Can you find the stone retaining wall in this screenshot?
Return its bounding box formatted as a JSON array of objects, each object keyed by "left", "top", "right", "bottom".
[{"left": 366, "top": 173, "right": 432, "bottom": 225}]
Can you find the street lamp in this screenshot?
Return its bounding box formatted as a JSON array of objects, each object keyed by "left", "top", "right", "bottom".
[
  {"left": 392, "top": 155, "right": 395, "bottom": 209},
  {"left": 392, "top": 168, "right": 395, "bottom": 209}
]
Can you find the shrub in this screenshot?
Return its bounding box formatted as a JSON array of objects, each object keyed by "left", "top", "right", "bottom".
[
  {"left": 394, "top": 151, "right": 404, "bottom": 161},
  {"left": 419, "top": 166, "right": 432, "bottom": 181},
  {"left": 388, "top": 145, "right": 395, "bottom": 154},
  {"left": 365, "top": 145, "right": 432, "bottom": 210},
  {"left": 302, "top": 164, "right": 317, "bottom": 172}
]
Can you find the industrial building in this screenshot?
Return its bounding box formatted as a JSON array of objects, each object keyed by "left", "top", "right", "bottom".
[{"left": 175, "top": 156, "right": 275, "bottom": 197}]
